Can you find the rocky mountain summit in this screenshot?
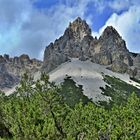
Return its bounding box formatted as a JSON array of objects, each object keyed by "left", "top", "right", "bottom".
[
  {"left": 43, "top": 17, "right": 140, "bottom": 79},
  {"left": 0, "top": 54, "right": 42, "bottom": 90}
]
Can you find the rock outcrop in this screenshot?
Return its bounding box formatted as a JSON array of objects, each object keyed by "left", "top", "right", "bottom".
[
  {"left": 0, "top": 54, "right": 42, "bottom": 90},
  {"left": 130, "top": 53, "right": 140, "bottom": 79},
  {"left": 43, "top": 17, "right": 139, "bottom": 79},
  {"left": 0, "top": 64, "right": 19, "bottom": 89},
  {"left": 90, "top": 26, "right": 134, "bottom": 74}
]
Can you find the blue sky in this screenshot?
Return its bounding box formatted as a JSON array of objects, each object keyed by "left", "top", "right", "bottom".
[{"left": 0, "top": 0, "right": 140, "bottom": 59}]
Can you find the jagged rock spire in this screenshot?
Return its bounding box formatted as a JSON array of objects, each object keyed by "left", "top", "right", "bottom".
[
  {"left": 99, "top": 26, "right": 128, "bottom": 52},
  {"left": 64, "top": 17, "right": 92, "bottom": 41},
  {"left": 100, "top": 26, "right": 122, "bottom": 40}
]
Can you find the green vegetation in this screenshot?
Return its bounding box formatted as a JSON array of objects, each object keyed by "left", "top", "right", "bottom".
[
  {"left": 60, "top": 76, "right": 90, "bottom": 107},
  {"left": 100, "top": 75, "right": 140, "bottom": 108},
  {"left": 0, "top": 73, "right": 140, "bottom": 139}
]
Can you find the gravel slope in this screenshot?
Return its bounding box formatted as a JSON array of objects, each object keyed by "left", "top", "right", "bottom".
[
  {"left": 49, "top": 59, "right": 140, "bottom": 101},
  {"left": 4, "top": 59, "right": 140, "bottom": 101}
]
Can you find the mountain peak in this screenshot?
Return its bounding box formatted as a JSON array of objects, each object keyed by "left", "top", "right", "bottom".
[
  {"left": 101, "top": 26, "right": 121, "bottom": 39},
  {"left": 64, "top": 17, "right": 92, "bottom": 41},
  {"left": 72, "top": 17, "right": 83, "bottom": 23}
]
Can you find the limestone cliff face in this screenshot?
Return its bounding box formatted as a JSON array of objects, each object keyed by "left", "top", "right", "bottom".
[
  {"left": 0, "top": 54, "right": 42, "bottom": 90},
  {"left": 91, "top": 26, "right": 133, "bottom": 72},
  {"left": 43, "top": 17, "right": 138, "bottom": 78}
]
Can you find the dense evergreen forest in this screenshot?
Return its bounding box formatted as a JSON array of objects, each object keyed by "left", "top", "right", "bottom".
[{"left": 0, "top": 73, "right": 140, "bottom": 139}]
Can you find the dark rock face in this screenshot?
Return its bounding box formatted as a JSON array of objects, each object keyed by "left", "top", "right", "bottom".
[
  {"left": 131, "top": 54, "right": 140, "bottom": 79},
  {"left": 0, "top": 55, "right": 6, "bottom": 63},
  {"left": 133, "top": 54, "right": 140, "bottom": 67},
  {"left": 0, "top": 54, "right": 42, "bottom": 90},
  {"left": 93, "top": 26, "right": 133, "bottom": 67},
  {"left": 43, "top": 17, "right": 139, "bottom": 79},
  {"left": 111, "top": 60, "right": 128, "bottom": 73},
  {"left": 0, "top": 64, "right": 19, "bottom": 89}
]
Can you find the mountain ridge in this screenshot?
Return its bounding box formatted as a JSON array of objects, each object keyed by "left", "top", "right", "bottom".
[
  {"left": 0, "top": 17, "right": 140, "bottom": 93},
  {"left": 0, "top": 54, "right": 42, "bottom": 90},
  {"left": 42, "top": 17, "right": 139, "bottom": 79}
]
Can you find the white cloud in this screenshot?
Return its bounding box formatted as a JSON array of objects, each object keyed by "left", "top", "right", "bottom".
[
  {"left": 99, "top": 5, "right": 140, "bottom": 53},
  {"left": 108, "top": 0, "right": 140, "bottom": 11},
  {"left": 0, "top": 0, "right": 94, "bottom": 60},
  {"left": 0, "top": 0, "right": 32, "bottom": 56},
  {"left": 108, "top": 0, "right": 130, "bottom": 11}
]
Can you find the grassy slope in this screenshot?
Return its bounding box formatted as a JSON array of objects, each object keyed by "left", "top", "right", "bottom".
[
  {"left": 60, "top": 77, "right": 91, "bottom": 107},
  {"left": 99, "top": 75, "right": 140, "bottom": 108},
  {"left": 60, "top": 75, "right": 140, "bottom": 109}
]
